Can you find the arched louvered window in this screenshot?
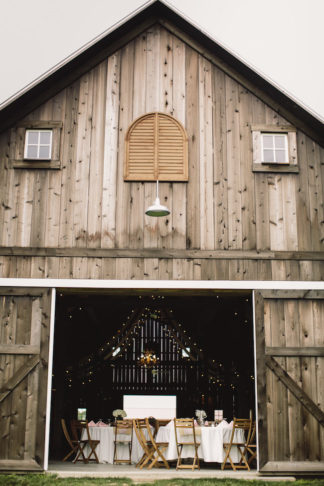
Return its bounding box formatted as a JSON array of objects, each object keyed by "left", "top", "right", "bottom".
[{"left": 124, "top": 112, "right": 188, "bottom": 181}]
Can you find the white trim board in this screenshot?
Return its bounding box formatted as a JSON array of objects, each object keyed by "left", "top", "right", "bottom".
[
  {"left": 43, "top": 288, "right": 56, "bottom": 471},
  {"left": 0, "top": 278, "right": 323, "bottom": 290}
]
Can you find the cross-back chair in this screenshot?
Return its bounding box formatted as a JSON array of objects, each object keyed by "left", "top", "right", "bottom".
[
  {"left": 144, "top": 417, "right": 170, "bottom": 469},
  {"left": 244, "top": 420, "right": 257, "bottom": 466},
  {"left": 61, "top": 418, "right": 88, "bottom": 463},
  {"left": 221, "top": 417, "right": 252, "bottom": 471},
  {"left": 133, "top": 418, "right": 155, "bottom": 469},
  {"left": 113, "top": 419, "right": 133, "bottom": 465},
  {"left": 174, "top": 418, "right": 200, "bottom": 471},
  {"left": 70, "top": 419, "right": 100, "bottom": 463}
]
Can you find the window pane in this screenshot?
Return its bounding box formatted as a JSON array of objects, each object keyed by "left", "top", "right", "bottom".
[
  {"left": 39, "top": 145, "right": 51, "bottom": 159},
  {"left": 263, "top": 149, "right": 274, "bottom": 162},
  {"left": 275, "top": 150, "right": 287, "bottom": 163},
  {"left": 39, "top": 131, "right": 51, "bottom": 144},
  {"left": 27, "top": 131, "right": 39, "bottom": 144},
  {"left": 274, "top": 135, "right": 286, "bottom": 149},
  {"left": 26, "top": 145, "right": 38, "bottom": 158},
  {"left": 262, "top": 135, "right": 273, "bottom": 149}
]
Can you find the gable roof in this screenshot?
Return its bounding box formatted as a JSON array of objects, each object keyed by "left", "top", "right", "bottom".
[{"left": 0, "top": 0, "right": 323, "bottom": 146}]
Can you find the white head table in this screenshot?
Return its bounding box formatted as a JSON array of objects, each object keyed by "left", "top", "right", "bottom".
[{"left": 83, "top": 420, "right": 245, "bottom": 465}]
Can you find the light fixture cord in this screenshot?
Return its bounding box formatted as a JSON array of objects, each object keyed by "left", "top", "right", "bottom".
[{"left": 156, "top": 180, "right": 159, "bottom": 199}]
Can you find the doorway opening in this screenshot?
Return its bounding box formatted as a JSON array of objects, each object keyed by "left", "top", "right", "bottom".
[{"left": 49, "top": 289, "right": 255, "bottom": 461}]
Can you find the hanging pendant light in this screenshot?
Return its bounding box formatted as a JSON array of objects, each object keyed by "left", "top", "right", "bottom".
[{"left": 145, "top": 180, "right": 170, "bottom": 217}]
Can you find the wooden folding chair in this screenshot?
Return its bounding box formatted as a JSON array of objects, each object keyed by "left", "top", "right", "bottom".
[
  {"left": 113, "top": 419, "right": 133, "bottom": 464},
  {"left": 174, "top": 418, "right": 200, "bottom": 471},
  {"left": 61, "top": 418, "right": 88, "bottom": 463},
  {"left": 71, "top": 419, "right": 100, "bottom": 463},
  {"left": 145, "top": 417, "right": 170, "bottom": 469},
  {"left": 133, "top": 419, "right": 155, "bottom": 468},
  {"left": 245, "top": 420, "right": 257, "bottom": 466},
  {"left": 221, "top": 418, "right": 252, "bottom": 471}
]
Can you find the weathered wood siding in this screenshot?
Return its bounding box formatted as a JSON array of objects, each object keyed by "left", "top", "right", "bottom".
[
  {"left": 255, "top": 290, "right": 324, "bottom": 473},
  {"left": 0, "top": 288, "right": 51, "bottom": 470},
  {"left": 0, "top": 24, "right": 323, "bottom": 280}
]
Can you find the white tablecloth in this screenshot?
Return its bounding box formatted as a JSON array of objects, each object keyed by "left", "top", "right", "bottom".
[
  {"left": 155, "top": 421, "right": 245, "bottom": 463},
  {"left": 82, "top": 426, "right": 144, "bottom": 464}
]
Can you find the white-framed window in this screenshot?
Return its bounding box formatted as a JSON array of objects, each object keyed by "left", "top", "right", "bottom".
[
  {"left": 24, "top": 129, "right": 53, "bottom": 160},
  {"left": 261, "top": 133, "right": 288, "bottom": 164},
  {"left": 252, "top": 125, "right": 298, "bottom": 173}
]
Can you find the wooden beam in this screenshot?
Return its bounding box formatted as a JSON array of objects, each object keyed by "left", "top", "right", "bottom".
[
  {"left": 265, "top": 355, "right": 324, "bottom": 427},
  {"left": 0, "top": 344, "right": 40, "bottom": 355},
  {"left": 261, "top": 290, "right": 324, "bottom": 299},
  {"left": 0, "top": 247, "right": 323, "bottom": 260},
  {"left": 0, "top": 288, "right": 43, "bottom": 297},
  {"left": 0, "top": 355, "right": 40, "bottom": 403},
  {"left": 266, "top": 346, "right": 324, "bottom": 357},
  {"left": 260, "top": 461, "right": 324, "bottom": 473},
  {"left": 0, "top": 459, "right": 42, "bottom": 471}
]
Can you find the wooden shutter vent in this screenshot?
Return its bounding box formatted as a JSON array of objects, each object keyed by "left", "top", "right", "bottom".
[{"left": 124, "top": 112, "right": 188, "bottom": 181}]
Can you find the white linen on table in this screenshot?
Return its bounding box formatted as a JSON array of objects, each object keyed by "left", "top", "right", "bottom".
[
  {"left": 82, "top": 426, "right": 144, "bottom": 464},
  {"left": 155, "top": 421, "right": 245, "bottom": 463}
]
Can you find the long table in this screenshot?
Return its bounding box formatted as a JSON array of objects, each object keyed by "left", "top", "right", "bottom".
[
  {"left": 84, "top": 421, "right": 245, "bottom": 465},
  {"left": 156, "top": 421, "right": 245, "bottom": 463},
  {"left": 84, "top": 426, "right": 143, "bottom": 464}
]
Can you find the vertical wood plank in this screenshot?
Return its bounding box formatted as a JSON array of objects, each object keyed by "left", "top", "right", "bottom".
[
  {"left": 295, "top": 132, "right": 312, "bottom": 250},
  {"left": 58, "top": 82, "right": 80, "bottom": 247},
  {"left": 199, "top": 56, "right": 214, "bottom": 250},
  {"left": 144, "top": 27, "right": 160, "bottom": 248},
  {"left": 115, "top": 42, "right": 134, "bottom": 248},
  {"left": 73, "top": 71, "right": 94, "bottom": 247},
  {"left": 225, "top": 76, "right": 242, "bottom": 249},
  {"left": 87, "top": 61, "right": 107, "bottom": 248},
  {"left": 252, "top": 96, "right": 269, "bottom": 250},
  {"left": 284, "top": 300, "right": 304, "bottom": 460},
  {"left": 185, "top": 46, "right": 200, "bottom": 249},
  {"left": 213, "top": 68, "right": 228, "bottom": 249},
  {"left": 45, "top": 90, "right": 65, "bottom": 247},
  {"left": 102, "top": 53, "right": 121, "bottom": 248},
  {"left": 129, "top": 34, "right": 146, "bottom": 249},
  {"left": 299, "top": 300, "right": 319, "bottom": 460},
  {"left": 171, "top": 35, "right": 186, "bottom": 249},
  {"left": 239, "top": 87, "right": 256, "bottom": 250}
]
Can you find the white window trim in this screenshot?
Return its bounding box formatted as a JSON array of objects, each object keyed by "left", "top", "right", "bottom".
[
  {"left": 252, "top": 125, "right": 298, "bottom": 173},
  {"left": 24, "top": 129, "right": 53, "bottom": 160},
  {"left": 261, "top": 133, "right": 289, "bottom": 164}
]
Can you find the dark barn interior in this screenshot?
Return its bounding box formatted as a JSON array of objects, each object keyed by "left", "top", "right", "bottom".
[{"left": 49, "top": 289, "right": 255, "bottom": 459}]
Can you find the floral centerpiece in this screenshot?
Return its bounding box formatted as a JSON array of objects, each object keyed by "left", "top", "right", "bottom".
[
  {"left": 195, "top": 409, "right": 207, "bottom": 426},
  {"left": 112, "top": 409, "right": 127, "bottom": 421}
]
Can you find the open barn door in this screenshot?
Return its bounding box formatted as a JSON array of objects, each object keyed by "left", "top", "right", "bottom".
[
  {"left": 0, "top": 288, "right": 52, "bottom": 471},
  {"left": 254, "top": 290, "right": 324, "bottom": 474}
]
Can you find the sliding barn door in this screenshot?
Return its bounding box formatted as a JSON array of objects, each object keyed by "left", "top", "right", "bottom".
[
  {"left": 0, "top": 288, "right": 52, "bottom": 471},
  {"left": 254, "top": 290, "right": 324, "bottom": 474}
]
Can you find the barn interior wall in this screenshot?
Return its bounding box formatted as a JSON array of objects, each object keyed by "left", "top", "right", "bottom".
[{"left": 0, "top": 24, "right": 323, "bottom": 280}]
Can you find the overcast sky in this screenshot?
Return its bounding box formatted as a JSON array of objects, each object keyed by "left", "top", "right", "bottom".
[{"left": 1, "top": 0, "right": 323, "bottom": 120}]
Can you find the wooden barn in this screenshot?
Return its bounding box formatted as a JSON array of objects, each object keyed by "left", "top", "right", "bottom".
[{"left": 0, "top": 0, "right": 323, "bottom": 476}]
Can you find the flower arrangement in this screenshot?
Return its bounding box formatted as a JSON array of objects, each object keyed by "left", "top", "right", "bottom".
[
  {"left": 112, "top": 409, "right": 127, "bottom": 418},
  {"left": 195, "top": 409, "right": 207, "bottom": 420}
]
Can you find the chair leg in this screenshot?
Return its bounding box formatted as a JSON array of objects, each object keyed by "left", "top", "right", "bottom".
[
  {"left": 176, "top": 444, "right": 183, "bottom": 470},
  {"left": 73, "top": 443, "right": 88, "bottom": 464},
  {"left": 222, "top": 445, "right": 235, "bottom": 470},
  {"left": 87, "top": 445, "right": 100, "bottom": 464},
  {"left": 62, "top": 446, "right": 77, "bottom": 462}
]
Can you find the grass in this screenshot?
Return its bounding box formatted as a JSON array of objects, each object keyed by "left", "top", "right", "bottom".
[{"left": 0, "top": 476, "right": 324, "bottom": 486}]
